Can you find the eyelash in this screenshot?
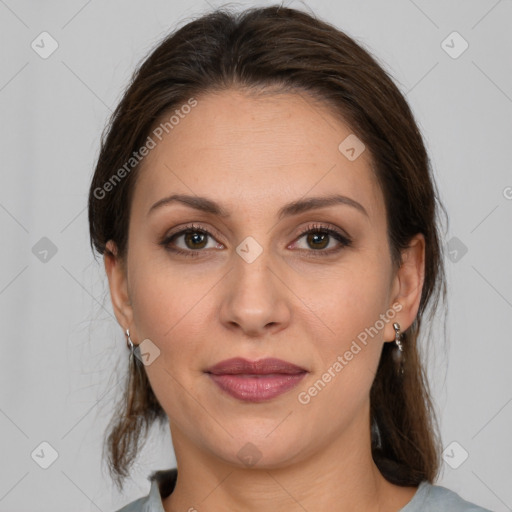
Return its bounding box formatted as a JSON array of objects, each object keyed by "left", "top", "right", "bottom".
[{"left": 159, "top": 223, "right": 352, "bottom": 259}]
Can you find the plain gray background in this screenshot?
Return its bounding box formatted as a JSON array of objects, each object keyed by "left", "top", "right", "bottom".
[{"left": 0, "top": 0, "right": 511, "bottom": 511}]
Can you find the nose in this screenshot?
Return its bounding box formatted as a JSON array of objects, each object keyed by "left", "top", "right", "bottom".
[{"left": 219, "top": 248, "right": 292, "bottom": 338}]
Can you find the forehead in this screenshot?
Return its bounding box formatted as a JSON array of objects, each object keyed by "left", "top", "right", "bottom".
[{"left": 131, "top": 89, "right": 384, "bottom": 221}]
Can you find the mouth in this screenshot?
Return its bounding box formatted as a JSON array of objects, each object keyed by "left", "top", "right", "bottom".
[
  {"left": 205, "top": 357, "right": 307, "bottom": 375},
  {"left": 205, "top": 357, "right": 308, "bottom": 402}
]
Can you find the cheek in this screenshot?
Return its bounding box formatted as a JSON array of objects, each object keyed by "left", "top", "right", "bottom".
[
  {"left": 309, "top": 259, "right": 391, "bottom": 343},
  {"left": 302, "top": 260, "right": 391, "bottom": 404},
  {"left": 127, "top": 253, "right": 213, "bottom": 395},
  {"left": 127, "top": 260, "right": 209, "bottom": 431},
  {"left": 128, "top": 249, "right": 204, "bottom": 340}
]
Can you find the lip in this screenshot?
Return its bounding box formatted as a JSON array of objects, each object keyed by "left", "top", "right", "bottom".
[
  {"left": 208, "top": 373, "right": 307, "bottom": 402},
  {"left": 205, "top": 357, "right": 307, "bottom": 375},
  {"left": 205, "top": 357, "right": 308, "bottom": 402}
]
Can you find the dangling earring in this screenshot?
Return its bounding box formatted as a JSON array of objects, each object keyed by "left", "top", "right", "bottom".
[
  {"left": 123, "top": 328, "right": 142, "bottom": 427},
  {"left": 392, "top": 322, "right": 405, "bottom": 376},
  {"left": 125, "top": 328, "right": 135, "bottom": 361}
]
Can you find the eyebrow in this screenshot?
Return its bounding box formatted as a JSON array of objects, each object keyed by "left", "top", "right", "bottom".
[{"left": 147, "top": 193, "right": 369, "bottom": 219}]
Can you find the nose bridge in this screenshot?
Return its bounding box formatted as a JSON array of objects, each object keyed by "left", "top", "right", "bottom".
[
  {"left": 232, "top": 235, "right": 276, "bottom": 301},
  {"left": 220, "top": 234, "right": 290, "bottom": 335}
]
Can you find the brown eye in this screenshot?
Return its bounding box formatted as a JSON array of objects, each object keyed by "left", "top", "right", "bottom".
[
  {"left": 305, "top": 231, "right": 330, "bottom": 250},
  {"left": 292, "top": 223, "right": 352, "bottom": 255},
  {"left": 160, "top": 223, "right": 223, "bottom": 258},
  {"left": 182, "top": 230, "right": 208, "bottom": 250}
]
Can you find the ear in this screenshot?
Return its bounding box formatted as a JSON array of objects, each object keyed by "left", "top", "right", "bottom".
[
  {"left": 104, "top": 240, "right": 134, "bottom": 334},
  {"left": 384, "top": 233, "right": 425, "bottom": 342}
]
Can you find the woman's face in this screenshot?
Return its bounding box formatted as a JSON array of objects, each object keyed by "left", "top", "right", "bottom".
[{"left": 105, "top": 89, "right": 423, "bottom": 469}]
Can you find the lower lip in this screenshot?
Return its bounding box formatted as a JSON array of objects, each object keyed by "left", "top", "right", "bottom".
[{"left": 207, "top": 372, "right": 307, "bottom": 402}]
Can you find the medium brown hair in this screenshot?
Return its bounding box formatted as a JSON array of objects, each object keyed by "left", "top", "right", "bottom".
[{"left": 88, "top": 4, "right": 447, "bottom": 491}]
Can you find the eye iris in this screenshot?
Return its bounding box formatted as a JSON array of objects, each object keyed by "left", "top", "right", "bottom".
[
  {"left": 308, "top": 232, "right": 328, "bottom": 249},
  {"left": 185, "top": 231, "right": 207, "bottom": 249}
]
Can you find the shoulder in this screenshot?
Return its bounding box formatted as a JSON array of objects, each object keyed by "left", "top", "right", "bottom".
[
  {"left": 403, "top": 481, "right": 494, "bottom": 512},
  {"left": 113, "top": 496, "right": 147, "bottom": 512}
]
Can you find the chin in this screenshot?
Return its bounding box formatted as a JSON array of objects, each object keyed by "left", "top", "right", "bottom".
[{"left": 206, "top": 429, "right": 307, "bottom": 470}]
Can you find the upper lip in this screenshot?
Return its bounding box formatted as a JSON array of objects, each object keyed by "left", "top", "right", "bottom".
[{"left": 206, "top": 357, "right": 307, "bottom": 375}]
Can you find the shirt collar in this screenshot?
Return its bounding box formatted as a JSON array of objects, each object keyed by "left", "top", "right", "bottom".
[
  {"left": 139, "top": 469, "right": 429, "bottom": 511},
  {"left": 142, "top": 469, "right": 177, "bottom": 512}
]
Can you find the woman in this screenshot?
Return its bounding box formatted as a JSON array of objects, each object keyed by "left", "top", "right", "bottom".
[{"left": 88, "top": 5, "right": 493, "bottom": 512}]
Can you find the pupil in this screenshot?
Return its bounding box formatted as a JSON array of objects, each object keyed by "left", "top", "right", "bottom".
[
  {"left": 309, "top": 232, "right": 327, "bottom": 249},
  {"left": 186, "top": 231, "right": 206, "bottom": 249}
]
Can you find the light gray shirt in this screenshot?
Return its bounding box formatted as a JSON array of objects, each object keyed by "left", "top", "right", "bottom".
[{"left": 114, "top": 468, "right": 494, "bottom": 512}]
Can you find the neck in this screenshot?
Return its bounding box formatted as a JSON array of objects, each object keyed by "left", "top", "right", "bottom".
[{"left": 162, "top": 415, "right": 418, "bottom": 512}]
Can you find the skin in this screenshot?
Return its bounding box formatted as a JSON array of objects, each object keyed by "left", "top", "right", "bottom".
[{"left": 104, "top": 88, "right": 425, "bottom": 512}]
